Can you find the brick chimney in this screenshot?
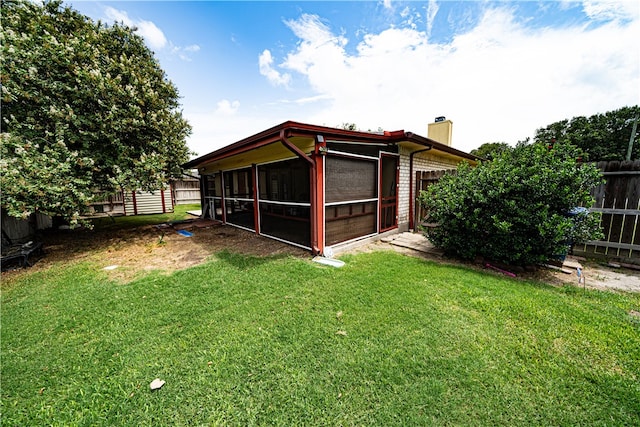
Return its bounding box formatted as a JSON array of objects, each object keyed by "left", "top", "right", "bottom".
[{"left": 428, "top": 116, "right": 453, "bottom": 146}]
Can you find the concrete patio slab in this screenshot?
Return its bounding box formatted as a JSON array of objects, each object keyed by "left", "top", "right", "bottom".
[{"left": 381, "top": 232, "right": 444, "bottom": 256}]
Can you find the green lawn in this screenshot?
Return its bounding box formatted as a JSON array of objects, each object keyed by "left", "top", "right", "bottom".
[
  {"left": 2, "top": 249, "right": 639, "bottom": 425},
  {"left": 89, "top": 203, "right": 201, "bottom": 230}
]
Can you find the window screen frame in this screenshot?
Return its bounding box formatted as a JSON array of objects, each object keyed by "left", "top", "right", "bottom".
[
  {"left": 323, "top": 152, "right": 380, "bottom": 247},
  {"left": 203, "top": 173, "right": 223, "bottom": 220},
  {"left": 256, "top": 157, "right": 312, "bottom": 250},
  {"left": 222, "top": 167, "right": 256, "bottom": 231}
]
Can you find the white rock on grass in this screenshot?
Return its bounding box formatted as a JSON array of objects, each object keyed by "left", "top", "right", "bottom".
[{"left": 149, "top": 378, "right": 165, "bottom": 390}]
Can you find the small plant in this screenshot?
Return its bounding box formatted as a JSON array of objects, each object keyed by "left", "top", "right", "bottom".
[{"left": 419, "top": 141, "right": 604, "bottom": 265}]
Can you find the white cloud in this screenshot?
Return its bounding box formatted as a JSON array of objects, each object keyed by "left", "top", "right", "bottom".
[
  {"left": 103, "top": 7, "right": 196, "bottom": 60},
  {"left": 184, "top": 108, "right": 282, "bottom": 157},
  {"left": 283, "top": 12, "right": 348, "bottom": 75},
  {"left": 170, "top": 43, "right": 201, "bottom": 61},
  {"left": 136, "top": 20, "right": 167, "bottom": 50},
  {"left": 425, "top": 0, "right": 439, "bottom": 38},
  {"left": 290, "top": 94, "right": 333, "bottom": 105},
  {"left": 277, "top": 14, "right": 348, "bottom": 95},
  {"left": 269, "top": 7, "right": 639, "bottom": 152},
  {"left": 105, "top": 7, "right": 166, "bottom": 48},
  {"left": 104, "top": 6, "right": 133, "bottom": 26},
  {"left": 582, "top": 0, "right": 639, "bottom": 22},
  {"left": 259, "top": 49, "right": 291, "bottom": 87},
  {"left": 273, "top": 94, "right": 334, "bottom": 106},
  {"left": 400, "top": 6, "right": 421, "bottom": 30},
  {"left": 215, "top": 99, "right": 240, "bottom": 115}
]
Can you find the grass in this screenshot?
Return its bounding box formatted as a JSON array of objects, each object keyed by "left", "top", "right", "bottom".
[
  {"left": 89, "top": 203, "right": 201, "bottom": 230},
  {"left": 2, "top": 249, "right": 640, "bottom": 425}
]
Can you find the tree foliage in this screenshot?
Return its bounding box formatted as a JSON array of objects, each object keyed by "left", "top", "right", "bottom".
[
  {"left": 534, "top": 106, "right": 640, "bottom": 161},
  {"left": 340, "top": 122, "right": 358, "bottom": 131},
  {"left": 419, "top": 142, "right": 603, "bottom": 266},
  {"left": 0, "top": 0, "right": 191, "bottom": 223},
  {"left": 469, "top": 142, "right": 512, "bottom": 161}
]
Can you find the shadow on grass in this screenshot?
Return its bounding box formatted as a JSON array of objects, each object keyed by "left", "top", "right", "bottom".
[
  {"left": 90, "top": 204, "right": 201, "bottom": 231},
  {"left": 214, "top": 249, "right": 295, "bottom": 270}
]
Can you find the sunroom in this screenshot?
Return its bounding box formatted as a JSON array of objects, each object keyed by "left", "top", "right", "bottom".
[{"left": 183, "top": 121, "right": 477, "bottom": 256}]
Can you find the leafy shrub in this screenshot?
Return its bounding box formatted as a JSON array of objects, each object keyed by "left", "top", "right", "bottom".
[{"left": 419, "top": 142, "right": 603, "bottom": 265}]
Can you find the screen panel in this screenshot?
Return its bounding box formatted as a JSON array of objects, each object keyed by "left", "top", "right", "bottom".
[
  {"left": 325, "top": 201, "right": 377, "bottom": 246},
  {"left": 258, "top": 158, "right": 310, "bottom": 203},
  {"left": 325, "top": 156, "right": 376, "bottom": 203},
  {"left": 259, "top": 203, "right": 310, "bottom": 247},
  {"left": 224, "top": 200, "right": 255, "bottom": 229}
]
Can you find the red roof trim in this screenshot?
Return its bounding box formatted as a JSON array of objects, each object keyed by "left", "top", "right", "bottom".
[
  {"left": 403, "top": 132, "right": 479, "bottom": 160},
  {"left": 183, "top": 120, "right": 479, "bottom": 169}
]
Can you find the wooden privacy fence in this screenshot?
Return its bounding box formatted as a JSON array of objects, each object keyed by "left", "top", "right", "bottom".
[
  {"left": 416, "top": 162, "right": 640, "bottom": 262},
  {"left": 576, "top": 160, "right": 640, "bottom": 260},
  {"left": 414, "top": 170, "right": 456, "bottom": 229},
  {"left": 89, "top": 191, "right": 124, "bottom": 215},
  {"left": 172, "top": 178, "right": 201, "bottom": 205}
]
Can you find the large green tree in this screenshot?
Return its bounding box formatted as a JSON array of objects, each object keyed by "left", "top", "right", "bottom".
[
  {"left": 419, "top": 142, "right": 603, "bottom": 266},
  {"left": 534, "top": 106, "right": 639, "bottom": 161},
  {"left": 469, "top": 142, "right": 512, "bottom": 161},
  {"left": 1, "top": 0, "right": 191, "bottom": 224}
]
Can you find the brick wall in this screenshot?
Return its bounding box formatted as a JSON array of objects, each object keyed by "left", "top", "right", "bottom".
[
  {"left": 398, "top": 151, "right": 411, "bottom": 231},
  {"left": 398, "top": 146, "right": 460, "bottom": 231}
]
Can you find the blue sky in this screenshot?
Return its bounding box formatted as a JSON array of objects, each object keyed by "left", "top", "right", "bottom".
[{"left": 69, "top": 1, "right": 639, "bottom": 157}]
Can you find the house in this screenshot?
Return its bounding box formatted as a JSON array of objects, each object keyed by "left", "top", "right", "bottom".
[{"left": 183, "top": 120, "right": 479, "bottom": 256}]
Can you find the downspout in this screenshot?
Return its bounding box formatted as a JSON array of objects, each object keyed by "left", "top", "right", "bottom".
[
  {"left": 279, "top": 129, "right": 320, "bottom": 255},
  {"left": 409, "top": 146, "right": 432, "bottom": 231},
  {"left": 279, "top": 129, "right": 315, "bottom": 165}
]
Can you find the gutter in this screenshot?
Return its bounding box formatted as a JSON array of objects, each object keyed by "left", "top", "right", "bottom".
[{"left": 408, "top": 146, "right": 432, "bottom": 231}]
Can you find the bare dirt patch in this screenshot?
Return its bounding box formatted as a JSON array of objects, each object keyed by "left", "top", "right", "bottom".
[
  {"left": 4, "top": 220, "right": 307, "bottom": 283},
  {"left": 4, "top": 221, "right": 640, "bottom": 293},
  {"left": 563, "top": 263, "right": 640, "bottom": 293},
  {"left": 357, "top": 239, "right": 640, "bottom": 293}
]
